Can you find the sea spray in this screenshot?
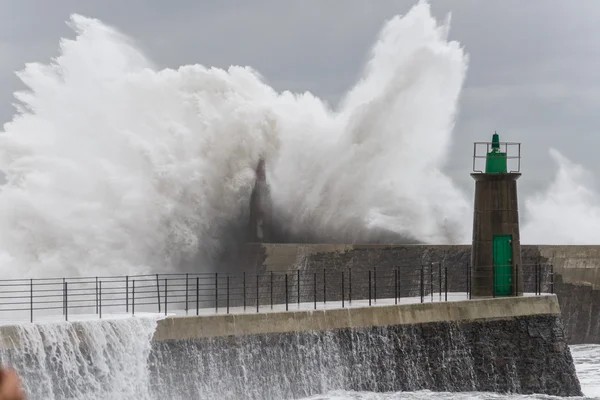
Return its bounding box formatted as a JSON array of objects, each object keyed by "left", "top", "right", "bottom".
[
  {"left": 0, "top": 2, "right": 469, "bottom": 279},
  {"left": 0, "top": 1, "right": 597, "bottom": 281},
  {"left": 0, "top": 316, "right": 158, "bottom": 400}
]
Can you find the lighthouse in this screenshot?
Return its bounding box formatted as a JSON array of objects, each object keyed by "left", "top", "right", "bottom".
[{"left": 471, "top": 132, "right": 523, "bottom": 297}]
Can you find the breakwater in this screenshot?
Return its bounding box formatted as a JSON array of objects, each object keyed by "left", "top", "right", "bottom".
[
  {"left": 0, "top": 296, "right": 582, "bottom": 399},
  {"left": 232, "top": 243, "right": 600, "bottom": 344}
]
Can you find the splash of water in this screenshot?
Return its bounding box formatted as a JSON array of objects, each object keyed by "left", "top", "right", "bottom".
[
  {"left": 0, "top": 1, "right": 595, "bottom": 279},
  {"left": 0, "top": 2, "right": 471, "bottom": 278},
  {"left": 521, "top": 149, "right": 600, "bottom": 244},
  {"left": 0, "top": 316, "right": 158, "bottom": 400}
]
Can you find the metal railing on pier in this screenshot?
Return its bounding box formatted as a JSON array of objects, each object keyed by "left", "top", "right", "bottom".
[{"left": 0, "top": 263, "right": 554, "bottom": 323}]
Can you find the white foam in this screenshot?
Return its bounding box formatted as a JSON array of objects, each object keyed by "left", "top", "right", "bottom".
[{"left": 0, "top": 1, "right": 597, "bottom": 281}]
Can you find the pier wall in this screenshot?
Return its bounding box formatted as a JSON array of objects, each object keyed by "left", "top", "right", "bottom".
[{"left": 149, "top": 295, "right": 581, "bottom": 398}]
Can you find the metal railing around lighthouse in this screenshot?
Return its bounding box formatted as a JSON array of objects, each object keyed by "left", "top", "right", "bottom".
[{"left": 0, "top": 263, "right": 554, "bottom": 323}]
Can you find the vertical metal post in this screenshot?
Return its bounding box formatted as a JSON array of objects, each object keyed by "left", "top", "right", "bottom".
[
  {"left": 349, "top": 268, "right": 352, "bottom": 304},
  {"left": 126, "top": 275, "right": 129, "bottom": 313},
  {"left": 466, "top": 262, "right": 469, "bottom": 295},
  {"left": 62, "top": 278, "right": 66, "bottom": 316},
  {"left": 445, "top": 265, "right": 448, "bottom": 302},
  {"left": 270, "top": 271, "right": 273, "bottom": 310},
  {"left": 256, "top": 274, "right": 260, "bottom": 313},
  {"left": 95, "top": 277, "right": 99, "bottom": 314},
  {"left": 227, "top": 275, "right": 230, "bottom": 314},
  {"left": 323, "top": 269, "right": 327, "bottom": 304},
  {"left": 196, "top": 277, "right": 199, "bottom": 316},
  {"left": 313, "top": 273, "right": 317, "bottom": 310},
  {"left": 65, "top": 282, "right": 68, "bottom": 321},
  {"left": 164, "top": 278, "right": 168, "bottom": 316},
  {"left": 297, "top": 269, "right": 300, "bottom": 306},
  {"left": 156, "top": 274, "right": 161, "bottom": 313},
  {"left": 368, "top": 270, "right": 372, "bottom": 306},
  {"left": 468, "top": 263, "right": 472, "bottom": 299},
  {"left": 99, "top": 281, "right": 102, "bottom": 319},
  {"left": 420, "top": 265, "right": 424, "bottom": 303},
  {"left": 30, "top": 279, "right": 33, "bottom": 323},
  {"left": 243, "top": 272, "right": 247, "bottom": 311},
  {"left": 185, "top": 273, "right": 189, "bottom": 314},
  {"left": 551, "top": 264, "right": 555, "bottom": 294},
  {"left": 215, "top": 273, "right": 218, "bottom": 313},
  {"left": 430, "top": 263, "right": 434, "bottom": 301},
  {"left": 438, "top": 262, "right": 442, "bottom": 301},
  {"left": 132, "top": 280, "right": 135, "bottom": 316},
  {"left": 394, "top": 269, "right": 398, "bottom": 305},
  {"left": 285, "top": 273, "right": 289, "bottom": 311},
  {"left": 342, "top": 271, "right": 345, "bottom": 308}
]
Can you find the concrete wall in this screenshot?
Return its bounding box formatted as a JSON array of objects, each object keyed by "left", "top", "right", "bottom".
[
  {"left": 153, "top": 295, "right": 559, "bottom": 341},
  {"left": 149, "top": 295, "right": 581, "bottom": 398},
  {"left": 230, "top": 243, "right": 600, "bottom": 344}
]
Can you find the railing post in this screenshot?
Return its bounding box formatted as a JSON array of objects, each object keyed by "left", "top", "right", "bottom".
[
  {"left": 156, "top": 274, "right": 161, "bottom": 313},
  {"left": 256, "top": 274, "right": 259, "bottom": 313},
  {"left": 349, "top": 268, "right": 352, "bottom": 304},
  {"left": 126, "top": 275, "right": 129, "bottom": 313},
  {"left": 297, "top": 269, "right": 300, "bottom": 306},
  {"left": 313, "top": 272, "right": 317, "bottom": 310},
  {"left": 438, "top": 262, "right": 442, "bottom": 301},
  {"left": 243, "top": 272, "right": 247, "bottom": 311},
  {"left": 95, "top": 277, "right": 99, "bottom": 314},
  {"left": 468, "top": 262, "right": 471, "bottom": 299},
  {"left": 551, "top": 264, "right": 555, "bottom": 294},
  {"left": 368, "top": 270, "right": 372, "bottom": 306},
  {"left": 445, "top": 264, "right": 448, "bottom": 302},
  {"left": 196, "top": 277, "right": 199, "bottom": 316},
  {"left": 285, "top": 273, "right": 289, "bottom": 311},
  {"left": 30, "top": 279, "right": 33, "bottom": 323},
  {"left": 342, "top": 271, "right": 345, "bottom": 308},
  {"left": 64, "top": 281, "right": 68, "bottom": 321},
  {"left": 227, "top": 275, "right": 230, "bottom": 314},
  {"left": 270, "top": 271, "right": 273, "bottom": 310},
  {"left": 185, "top": 273, "right": 189, "bottom": 314},
  {"left": 420, "top": 265, "right": 424, "bottom": 303},
  {"left": 466, "top": 261, "right": 469, "bottom": 296},
  {"left": 132, "top": 280, "right": 135, "bottom": 316},
  {"left": 99, "top": 281, "right": 102, "bottom": 319},
  {"left": 430, "top": 263, "right": 434, "bottom": 301},
  {"left": 164, "top": 278, "right": 168, "bottom": 316},
  {"left": 394, "top": 268, "right": 398, "bottom": 305},
  {"left": 215, "top": 273, "right": 218, "bottom": 313}
]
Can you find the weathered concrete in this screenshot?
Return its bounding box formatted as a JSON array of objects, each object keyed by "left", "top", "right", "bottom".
[
  {"left": 148, "top": 295, "right": 581, "bottom": 398},
  {"left": 153, "top": 295, "right": 560, "bottom": 341},
  {"left": 231, "top": 243, "right": 600, "bottom": 344}
]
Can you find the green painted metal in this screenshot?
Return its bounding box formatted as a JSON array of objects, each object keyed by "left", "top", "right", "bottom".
[
  {"left": 492, "top": 234, "right": 512, "bottom": 296},
  {"left": 485, "top": 131, "right": 507, "bottom": 173}
]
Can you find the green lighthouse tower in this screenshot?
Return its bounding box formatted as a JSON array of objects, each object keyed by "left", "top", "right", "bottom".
[{"left": 471, "top": 133, "right": 523, "bottom": 297}]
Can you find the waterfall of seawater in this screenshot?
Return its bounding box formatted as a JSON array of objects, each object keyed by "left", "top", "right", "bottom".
[
  {"left": 0, "top": 317, "right": 158, "bottom": 400},
  {"left": 3, "top": 317, "right": 583, "bottom": 400}
]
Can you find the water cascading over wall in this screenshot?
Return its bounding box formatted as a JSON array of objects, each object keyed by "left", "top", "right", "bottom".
[{"left": 0, "top": 297, "right": 583, "bottom": 399}]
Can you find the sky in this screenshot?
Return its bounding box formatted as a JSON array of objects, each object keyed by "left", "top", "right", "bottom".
[{"left": 1, "top": 0, "right": 599, "bottom": 197}]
